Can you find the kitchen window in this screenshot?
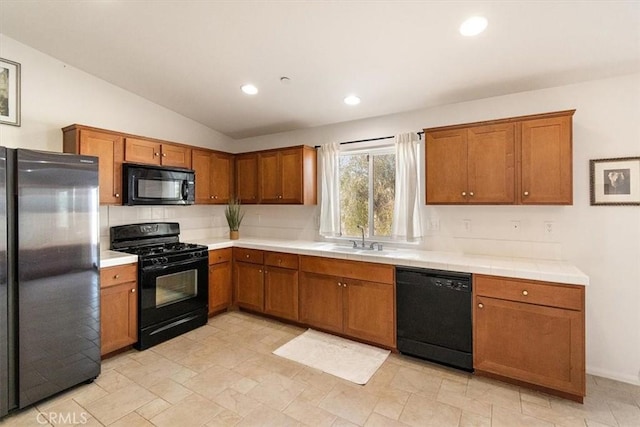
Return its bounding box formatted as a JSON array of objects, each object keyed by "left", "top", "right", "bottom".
[{"left": 339, "top": 146, "right": 395, "bottom": 239}]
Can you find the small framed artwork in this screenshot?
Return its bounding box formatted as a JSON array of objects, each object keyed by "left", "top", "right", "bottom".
[
  {"left": 0, "top": 57, "right": 21, "bottom": 127},
  {"left": 590, "top": 157, "right": 640, "bottom": 206}
]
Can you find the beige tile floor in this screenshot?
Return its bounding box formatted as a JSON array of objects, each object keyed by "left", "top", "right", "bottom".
[{"left": 2, "top": 311, "right": 640, "bottom": 427}]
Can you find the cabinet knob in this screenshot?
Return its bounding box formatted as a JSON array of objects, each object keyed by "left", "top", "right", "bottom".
[
  {"left": 522, "top": 290, "right": 529, "bottom": 296},
  {"left": 114, "top": 274, "right": 120, "bottom": 279},
  {"left": 337, "top": 282, "right": 342, "bottom": 287},
  {"left": 246, "top": 254, "right": 250, "bottom": 258},
  {"left": 343, "top": 283, "right": 347, "bottom": 287},
  {"left": 114, "top": 193, "right": 120, "bottom": 198},
  {"left": 469, "top": 192, "right": 474, "bottom": 197},
  {"left": 278, "top": 195, "right": 282, "bottom": 199},
  {"left": 154, "top": 152, "right": 160, "bottom": 156},
  {"left": 162, "top": 153, "right": 167, "bottom": 157},
  {"left": 478, "top": 303, "right": 484, "bottom": 309},
  {"left": 210, "top": 196, "right": 214, "bottom": 199},
  {"left": 214, "top": 195, "right": 218, "bottom": 199},
  {"left": 523, "top": 191, "right": 529, "bottom": 196},
  {"left": 131, "top": 288, "right": 136, "bottom": 293},
  {"left": 461, "top": 191, "right": 466, "bottom": 196},
  {"left": 259, "top": 269, "right": 262, "bottom": 273}
]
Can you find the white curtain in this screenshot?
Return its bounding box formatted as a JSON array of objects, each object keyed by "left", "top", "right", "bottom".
[
  {"left": 319, "top": 142, "right": 341, "bottom": 237},
  {"left": 392, "top": 132, "right": 423, "bottom": 241}
]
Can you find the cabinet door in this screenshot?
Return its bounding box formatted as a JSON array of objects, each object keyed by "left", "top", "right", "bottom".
[
  {"left": 467, "top": 124, "right": 515, "bottom": 204},
  {"left": 78, "top": 130, "right": 124, "bottom": 205},
  {"left": 520, "top": 115, "right": 573, "bottom": 204},
  {"left": 161, "top": 144, "right": 191, "bottom": 168},
  {"left": 264, "top": 266, "right": 298, "bottom": 321},
  {"left": 124, "top": 137, "right": 161, "bottom": 165},
  {"left": 279, "top": 148, "right": 303, "bottom": 203},
  {"left": 236, "top": 153, "right": 259, "bottom": 203},
  {"left": 100, "top": 281, "right": 137, "bottom": 355},
  {"left": 234, "top": 261, "right": 264, "bottom": 312},
  {"left": 211, "top": 152, "right": 233, "bottom": 204},
  {"left": 343, "top": 278, "right": 395, "bottom": 347},
  {"left": 425, "top": 129, "right": 468, "bottom": 204},
  {"left": 209, "top": 261, "right": 232, "bottom": 315},
  {"left": 192, "top": 149, "right": 213, "bottom": 204},
  {"left": 474, "top": 295, "right": 585, "bottom": 397},
  {"left": 298, "top": 271, "right": 343, "bottom": 334},
  {"left": 259, "top": 151, "right": 281, "bottom": 203}
]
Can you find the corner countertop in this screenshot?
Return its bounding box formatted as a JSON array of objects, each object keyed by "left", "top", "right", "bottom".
[{"left": 100, "top": 238, "right": 589, "bottom": 286}]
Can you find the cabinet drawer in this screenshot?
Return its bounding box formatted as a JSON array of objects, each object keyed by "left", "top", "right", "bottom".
[
  {"left": 300, "top": 255, "right": 394, "bottom": 285},
  {"left": 233, "top": 247, "right": 264, "bottom": 264},
  {"left": 101, "top": 263, "right": 137, "bottom": 288},
  {"left": 264, "top": 251, "right": 298, "bottom": 269},
  {"left": 209, "top": 248, "right": 232, "bottom": 265},
  {"left": 474, "top": 275, "right": 583, "bottom": 311}
]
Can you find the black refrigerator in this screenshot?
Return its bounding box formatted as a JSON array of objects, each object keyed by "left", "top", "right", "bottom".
[{"left": 0, "top": 148, "right": 101, "bottom": 418}]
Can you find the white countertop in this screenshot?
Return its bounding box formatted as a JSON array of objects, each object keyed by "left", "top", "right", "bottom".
[{"left": 101, "top": 238, "right": 589, "bottom": 286}]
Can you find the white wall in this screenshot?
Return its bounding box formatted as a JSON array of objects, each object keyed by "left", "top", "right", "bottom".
[
  {"left": 238, "top": 73, "right": 640, "bottom": 385},
  {"left": 0, "top": 35, "right": 234, "bottom": 152},
  {"left": 0, "top": 34, "right": 235, "bottom": 250}
]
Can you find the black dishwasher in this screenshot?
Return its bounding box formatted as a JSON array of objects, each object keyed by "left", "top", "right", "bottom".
[{"left": 396, "top": 266, "right": 473, "bottom": 371}]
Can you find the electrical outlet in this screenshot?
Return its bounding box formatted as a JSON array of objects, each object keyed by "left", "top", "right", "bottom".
[
  {"left": 544, "top": 221, "right": 554, "bottom": 236},
  {"left": 463, "top": 219, "right": 472, "bottom": 233}
]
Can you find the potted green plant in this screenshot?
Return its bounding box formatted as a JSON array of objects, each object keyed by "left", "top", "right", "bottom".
[{"left": 224, "top": 197, "right": 245, "bottom": 240}]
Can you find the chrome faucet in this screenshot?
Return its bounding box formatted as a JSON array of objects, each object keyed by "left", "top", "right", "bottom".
[{"left": 357, "top": 225, "right": 365, "bottom": 248}]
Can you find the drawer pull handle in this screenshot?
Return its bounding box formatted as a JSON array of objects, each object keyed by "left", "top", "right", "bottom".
[
  {"left": 114, "top": 274, "right": 120, "bottom": 279},
  {"left": 478, "top": 303, "right": 484, "bottom": 309},
  {"left": 522, "top": 290, "right": 529, "bottom": 296}
]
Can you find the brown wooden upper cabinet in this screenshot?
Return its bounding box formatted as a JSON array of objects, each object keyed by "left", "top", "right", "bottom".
[
  {"left": 124, "top": 137, "right": 192, "bottom": 169},
  {"left": 192, "top": 149, "right": 234, "bottom": 204},
  {"left": 259, "top": 146, "right": 317, "bottom": 204},
  {"left": 424, "top": 110, "right": 574, "bottom": 205},
  {"left": 63, "top": 125, "right": 124, "bottom": 205},
  {"left": 236, "top": 146, "right": 317, "bottom": 205},
  {"left": 235, "top": 152, "right": 259, "bottom": 204}
]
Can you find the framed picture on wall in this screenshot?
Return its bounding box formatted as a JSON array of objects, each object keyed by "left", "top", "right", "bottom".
[
  {"left": 0, "top": 57, "right": 21, "bottom": 127},
  {"left": 590, "top": 157, "right": 640, "bottom": 206}
]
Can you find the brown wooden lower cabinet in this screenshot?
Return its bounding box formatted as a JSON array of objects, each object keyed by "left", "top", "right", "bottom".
[
  {"left": 234, "top": 261, "right": 265, "bottom": 312},
  {"left": 264, "top": 252, "right": 299, "bottom": 321},
  {"left": 473, "top": 274, "right": 585, "bottom": 402},
  {"left": 299, "top": 256, "right": 396, "bottom": 348},
  {"left": 100, "top": 263, "right": 138, "bottom": 356},
  {"left": 208, "top": 248, "right": 232, "bottom": 315}
]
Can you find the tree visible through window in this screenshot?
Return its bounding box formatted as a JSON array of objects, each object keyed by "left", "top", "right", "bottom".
[{"left": 339, "top": 148, "right": 395, "bottom": 238}]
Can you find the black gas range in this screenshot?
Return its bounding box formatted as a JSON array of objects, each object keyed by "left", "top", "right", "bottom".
[{"left": 110, "top": 223, "right": 209, "bottom": 350}]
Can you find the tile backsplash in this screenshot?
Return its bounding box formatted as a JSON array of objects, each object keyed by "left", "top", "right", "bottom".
[{"left": 100, "top": 204, "right": 563, "bottom": 261}]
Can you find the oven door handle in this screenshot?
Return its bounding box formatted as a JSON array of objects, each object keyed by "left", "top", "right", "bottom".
[{"left": 143, "top": 257, "right": 206, "bottom": 272}]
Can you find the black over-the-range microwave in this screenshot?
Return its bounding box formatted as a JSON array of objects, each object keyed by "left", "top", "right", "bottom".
[{"left": 123, "top": 163, "right": 195, "bottom": 206}]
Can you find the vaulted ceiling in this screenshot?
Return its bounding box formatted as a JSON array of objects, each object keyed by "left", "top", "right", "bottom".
[{"left": 1, "top": 1, "right": 639, "bottom": 139}]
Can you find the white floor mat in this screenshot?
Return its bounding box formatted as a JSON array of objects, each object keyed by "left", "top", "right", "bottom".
[{"left": 273, "top": 329, "right": 390, "bottom": 385}]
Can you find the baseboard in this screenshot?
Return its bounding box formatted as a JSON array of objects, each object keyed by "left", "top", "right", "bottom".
[{"left": 586, "top": 367, "right": 640, "bottom": 386}]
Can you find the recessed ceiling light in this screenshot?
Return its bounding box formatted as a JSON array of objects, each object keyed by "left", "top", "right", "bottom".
[
  {"left": 344, "top": 95, "right": 361, "bottom": 106},
  {"left": 459, "top": 16, "right": 488, "bottom": 36},
  {"left": 241, "top": 84, "right": 258, "bottom": 95}
]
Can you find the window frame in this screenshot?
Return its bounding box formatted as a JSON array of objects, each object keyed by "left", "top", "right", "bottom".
[{"left": 338, "top": 142, "right": 396, "bottom": 241}]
